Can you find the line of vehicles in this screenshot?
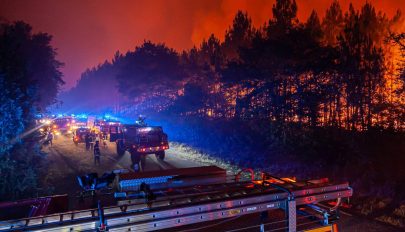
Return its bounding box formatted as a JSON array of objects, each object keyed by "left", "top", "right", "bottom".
[{"left": 38, "top": 115, "right": 170, "bottom": 172}]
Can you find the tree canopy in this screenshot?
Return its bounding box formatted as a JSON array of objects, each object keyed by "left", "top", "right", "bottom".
[
  {"left": 0, "top": 21, "right": 64, "bottom": 199},
  {"left": 64, "top": 0, "right": 404, "bottom": 130}
]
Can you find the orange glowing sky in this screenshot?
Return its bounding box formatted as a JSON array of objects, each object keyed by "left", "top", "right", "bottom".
[{"left": 1, "top": 0, "right": 404, "bottom": 90}]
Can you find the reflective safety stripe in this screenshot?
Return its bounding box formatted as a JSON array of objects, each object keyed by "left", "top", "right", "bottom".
[{"left": 303, "top": 224, "right": 335, "bottom": 232}]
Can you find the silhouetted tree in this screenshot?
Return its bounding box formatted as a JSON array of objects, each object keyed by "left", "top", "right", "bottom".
[
  {"left": 117, "top": 41, "right": 183, "bottom": 99},
  {"left": 199, "top": 34, "right": 225, "bottom": 73},
  {"left": 169, "top": 83, "right": 209, "bottom": 115},
  {"left": 0, "top": 21, "right": 64, "bottom": 200},
  {"left": 223, "top": 11, "right": 254, "bottom": 61},
  {"left": 0, "top": 21, "right": 64, "bottom": 111},
  {"left": 322, "top": 0, "right": 344, "bottom": 46},
  {"left": 338, "top": 3, "right": 387, "bottom": 129},
  {"left": 389, "top": 32, "right": 405, "bottom": 81},
  {"left": 269, "top": 0, "right": 298, "bottom": 34}
]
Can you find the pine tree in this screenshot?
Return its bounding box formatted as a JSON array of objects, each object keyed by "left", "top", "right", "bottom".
[
  {"left": 223, "top": 11, "right": 254, "bottom": 61},
  {"left": 322, "top": 0, "right": 344, "bottom": 46}
]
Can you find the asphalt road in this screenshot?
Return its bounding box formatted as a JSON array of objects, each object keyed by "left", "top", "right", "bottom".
[
  {"left": 41, "top": 135, "right": 203, "bottom": 195},
  {"left": 40, "top": 134, "right": 401, "bottom": 232}
]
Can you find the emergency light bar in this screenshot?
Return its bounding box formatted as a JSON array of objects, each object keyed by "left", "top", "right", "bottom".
[{"left": 137, "top": 127, "right": 153, "bottom": 133}]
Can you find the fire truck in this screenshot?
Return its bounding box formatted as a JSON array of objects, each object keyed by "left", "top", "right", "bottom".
[
  {"left": 95, "top": 119, "right": 120, "bottom": 138},
  {"left": 73, "top": 127, "right": 91, "bottom": 144},
  {"left": 52, "top": 116, "right": 73, "bottom": 134},
  {"left": 0, "top": 166, "right": 353, "bottom": 232},
  {"left": 109, "top": 122, "right": 169, "bottom": 171}
]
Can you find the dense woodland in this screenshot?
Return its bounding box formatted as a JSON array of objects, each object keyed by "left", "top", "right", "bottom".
[
  {"left": 0, "top": 21, "right": 64, "bottom": 199},
  {"left": 63, "top": 0, "right": 404, "bottom": 131}
]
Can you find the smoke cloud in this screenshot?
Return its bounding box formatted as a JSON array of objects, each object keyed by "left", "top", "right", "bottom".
[{"left": 1, "top": 0, "right": 403, "bottom": 89}]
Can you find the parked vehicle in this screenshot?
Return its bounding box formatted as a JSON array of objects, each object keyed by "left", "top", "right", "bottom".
[{"left": 109, "top": 123, "right": 169, "bottom": 171}]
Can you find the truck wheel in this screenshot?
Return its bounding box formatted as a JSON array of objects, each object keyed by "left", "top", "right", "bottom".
[
  {"left": 116, "top": 141, "right": 125, "bottom": 156},
  {"left": 155, "top": 151, "right": 165, "bottom": 161},
  {"left": 140, "top": 155, "right": 146, "bottom": 170},
  {"left": 132, "top": 163, "right": 140, "bottom": 172},
  {"left": 130, "top": 152, "right": 141, "bottom": 172}
]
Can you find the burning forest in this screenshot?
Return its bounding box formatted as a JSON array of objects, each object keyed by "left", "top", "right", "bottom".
[{"left": 1, "top": 0, "right": 405, "bottom": 230}]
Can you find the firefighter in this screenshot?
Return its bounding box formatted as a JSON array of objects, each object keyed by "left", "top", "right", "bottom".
[
  {"left": 94, "top": 141, "right": 101, "bottom": 165},
  {"left": 100, "top": 133, "right": 107, "bottom": 148},
  {"left": 89, "top": 132, "right": 95, "bottom": 150},
  {"left": 47, "top": 131, "right": 54, "bottom": 146},
  {"left": 85, "top": 133, "right": 91, "bottom": 150}
]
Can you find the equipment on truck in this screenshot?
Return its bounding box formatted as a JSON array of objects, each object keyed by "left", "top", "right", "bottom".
[
  {"left": 77, "top": 172, "right": 116, "bottom": 198},
  {"left": 117, "top": 166, "right": 227, "bottom": 192},
  {"left": 0, "top": 166, "right": 353, "bottom": 232},
  {"left": 109, "top": 121, "right": 169, "bottom": 172}
]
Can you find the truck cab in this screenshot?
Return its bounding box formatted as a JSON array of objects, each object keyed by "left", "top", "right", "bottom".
[
  {"left": 53, "top": 116, "right": 73, "bottom": 134},
  {"left": 109, "top": 124, "right": 169, "bottom": 171},
  {"left": 73, "top": 128, "right": 90, "bottom": 144}
]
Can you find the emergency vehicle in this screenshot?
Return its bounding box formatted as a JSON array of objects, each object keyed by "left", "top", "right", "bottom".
[{"left": 109, "top": 122, "right": 169, "bottom": 171}]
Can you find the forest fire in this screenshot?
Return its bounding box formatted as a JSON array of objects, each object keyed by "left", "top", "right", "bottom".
[{"left": 0, "top": 0, "right": 404, "bottom": 231}]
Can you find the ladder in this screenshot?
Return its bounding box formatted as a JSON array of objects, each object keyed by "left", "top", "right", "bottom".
[{"left": 0, "top": 176, "right": 352, "bottom": 232}]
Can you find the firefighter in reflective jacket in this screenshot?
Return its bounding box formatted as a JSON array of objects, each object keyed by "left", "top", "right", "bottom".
[{"left": 94, "top": 141, "right": 101, "bottom": 165}]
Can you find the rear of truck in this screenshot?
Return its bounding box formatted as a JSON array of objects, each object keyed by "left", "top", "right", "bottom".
[
  {"left": 125, "top": 126, "right": 169, "bottom": 154},
  {"left": 110, "top": 124, "right": 169, "bottom": 171}
]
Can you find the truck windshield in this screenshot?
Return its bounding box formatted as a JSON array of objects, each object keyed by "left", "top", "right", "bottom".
[{"left": 77, "top": 129, "right": 89, "bottom": 134}]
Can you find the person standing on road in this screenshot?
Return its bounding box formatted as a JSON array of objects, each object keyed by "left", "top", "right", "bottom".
[
  {"left": 85, "top": 133, "right": 90, "bottom": 151},
  {"left": 90, "top": 133, "right": 95, "bottom": 150},
  {"left": 47, "top": 131, "right": 54, "bottom": 146},
  {"left": 101, "top": 133, "right": 107, "bottom": 148},
  {"left": 94, "top": 141, "right": 101, "bottom": 165}
]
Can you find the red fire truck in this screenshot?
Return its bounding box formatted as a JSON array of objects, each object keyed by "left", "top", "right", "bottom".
[
  {"left": 109, "top": 123, "right": 169, "bottom": 171},
  {"left": 52, "top": 116, "right": 73, "bottom": 134}
]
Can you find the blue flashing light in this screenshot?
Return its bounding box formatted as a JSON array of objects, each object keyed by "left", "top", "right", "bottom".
[{"left": 77, "top": 114, "right": 87, "bottom": 119}]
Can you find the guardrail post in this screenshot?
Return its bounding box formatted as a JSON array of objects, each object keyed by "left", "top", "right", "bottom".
[
  {"left": 260, "top": 211, "right": 268, "bottom": 232},
  {"left": 287, "top": 199, "right": 296, "bottom": 232},
  {"left": 322, "top": 211, "right": 329, "bottom": 226},
  {"left": 260, "top": 223, "right": 265, "bottom": 232},
  {"left": 262, "top": 172, "right": 297, "bottom": 232},
  {"left": 97, "top": 201, "right": 106, "bottom": 232}
]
